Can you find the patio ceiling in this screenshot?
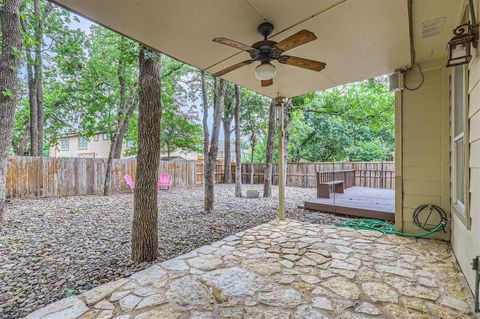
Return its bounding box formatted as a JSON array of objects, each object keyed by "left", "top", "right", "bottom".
[{"left": 53, "top": 0, "right": 460, "bottom": 98}]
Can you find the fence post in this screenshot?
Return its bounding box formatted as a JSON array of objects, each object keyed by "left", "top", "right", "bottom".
[
  {"left": 380, "top": 161, "right": 384, "bottom": 189},
  {"left": 303, "top": 163, "right": 307, "bottom": 188}
]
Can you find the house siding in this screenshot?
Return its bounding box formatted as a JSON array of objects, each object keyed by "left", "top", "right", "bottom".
[
  {"left": 451, "top": 44, "right": 480, "bottom": 291},
  {"left": 395, "top": 58, "right": 451, "bottom": 240},
  {"left": 50, "top": 134, "right": 130, "bottom": 159}
]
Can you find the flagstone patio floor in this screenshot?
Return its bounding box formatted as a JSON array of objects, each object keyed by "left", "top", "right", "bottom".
[{"left": 26, "top": 219, "right": 474, "bottom": 319}]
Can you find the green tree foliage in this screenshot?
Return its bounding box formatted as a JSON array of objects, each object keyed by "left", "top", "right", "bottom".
[
  {"left": 125, "top": 55, "right": 201, "bottom": 157},
  {"left": 255, "top": 77, "right": 394, "bottom": 162},
  {"left": 240, "top": 89, "right": 269, "bottom": 163}
]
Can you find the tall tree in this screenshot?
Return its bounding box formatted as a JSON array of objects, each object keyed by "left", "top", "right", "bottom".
[
  {"left": 21, "top": 0, "right": 53, "bottom": 156},
  {"left": 160, "top": 110, "right": 202, "bottom": 159},
  {"left": 263, "top": 99, "right": 275, "bottom": 197},
  {"left": 200, "top": 71, "right": 209, "bottom": 160},
  {"left": 240, "top": 89, "right": 268, "bottom": 187},
  {"left": 204, "top": 78, "right": 226, "bottom": 213},
  {"left": 103, "top": 36, "right": 139, "bottom": 195},
  {"left": 222, "top": 83, "right": 234, "bottom": 183},
  {"left": 131, "top": 46, "right": 162, "bottom": 262},
  {"left": 0, "top": 0, "right": 23, "bottom": 224},
  {"left": 234, "top": 84, "right": 242, "bottom": 197}
]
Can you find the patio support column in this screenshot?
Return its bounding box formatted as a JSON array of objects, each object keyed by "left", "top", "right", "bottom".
[{"left": 275, "top": 97, "right": 286, "bottom": 219}]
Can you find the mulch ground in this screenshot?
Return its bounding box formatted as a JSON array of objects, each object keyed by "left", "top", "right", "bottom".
[{"left": 0, "top": 184, "right": 346, "bottom": 319}]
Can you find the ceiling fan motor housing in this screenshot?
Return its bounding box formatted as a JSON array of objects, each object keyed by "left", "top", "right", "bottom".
[
  {"left": 258, "top": 22, "right": 274, "bottom": 38},
  {"left": 250, "top": 40, "right": 281, "bottom": 62}
]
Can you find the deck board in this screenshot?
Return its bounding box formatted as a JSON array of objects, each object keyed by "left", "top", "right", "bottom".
[{"left": 303, "top": 186, "right": 395, "bottom": 221}]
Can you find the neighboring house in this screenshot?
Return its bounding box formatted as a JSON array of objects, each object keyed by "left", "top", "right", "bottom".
[
  {"left": 51, "top": 133, "right": 201, "bottom": 159},
  {"left": 50, "top": 133, "right": 132, "bottom": 159}
]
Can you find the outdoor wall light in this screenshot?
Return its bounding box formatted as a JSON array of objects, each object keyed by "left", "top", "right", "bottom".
[
  {"left": 446, "top": 0, "right": 478, "bottom": 67},
  {"left": 255, "top": 61, "right": 276, "bottom": 80}
]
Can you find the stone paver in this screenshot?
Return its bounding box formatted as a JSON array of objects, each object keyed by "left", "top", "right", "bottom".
[{"left": 26, "top": 219, "right": 474, "bottom": 319}]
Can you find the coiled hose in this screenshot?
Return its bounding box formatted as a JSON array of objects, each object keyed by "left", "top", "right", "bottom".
[{"left": 336, "top": 204, "right": 448, "bottom": 237}]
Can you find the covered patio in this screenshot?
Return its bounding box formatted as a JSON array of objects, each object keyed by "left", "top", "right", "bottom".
[
  {"left": 26, "top": 0, "right": 479, "bottom": 317},
  {"left": 27, "top": 219, "right": 473, "bottom": 318}
]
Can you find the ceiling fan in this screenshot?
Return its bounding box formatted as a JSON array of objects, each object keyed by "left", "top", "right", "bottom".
[{"left": 212, "top": 22, "right": 326, "bottom": 87}]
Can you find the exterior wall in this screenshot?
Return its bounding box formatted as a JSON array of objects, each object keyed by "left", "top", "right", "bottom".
[
  {"left": 451, "top": 19, "right": 480, "bottom": 292},
  {"left": 50, "top": 134, "right": 130, "bottom": 159},
  {"left": 395, "top": 58, "right": 451, "bottom": 240},
  {"left": 50, "top": 134, "right": 200, "bottom": 160}
]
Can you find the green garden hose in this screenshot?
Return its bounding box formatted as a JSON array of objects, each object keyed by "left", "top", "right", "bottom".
[{"left": 335, "top": 204, "right": 447, "bottom": 237}]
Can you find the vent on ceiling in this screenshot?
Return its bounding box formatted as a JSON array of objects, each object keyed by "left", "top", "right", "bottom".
[{"left": 422, "top": 17, "right": 446, "bottom": 39}]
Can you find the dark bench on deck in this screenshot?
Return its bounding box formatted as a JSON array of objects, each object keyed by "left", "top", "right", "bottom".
[{"left": 317, "top": 180, "right": 344, "bottom": 198}]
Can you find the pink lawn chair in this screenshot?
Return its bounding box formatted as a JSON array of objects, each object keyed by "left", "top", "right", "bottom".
[
  {"left": 157, "top": 173, "right": 172, "bottom": 191},
  {"left": 124, "top": 174, "right": 135, "bottom": 191}
]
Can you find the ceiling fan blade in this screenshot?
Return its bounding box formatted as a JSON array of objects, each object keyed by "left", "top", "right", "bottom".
[
  {"left": 212, "top": 60, "right": 255, "bottom": 77},
  {"left": 261, "top": 79, "right": 273, "bottom": 87},
  {"left": 274, "top": 30, "right": 317, "bottom": 52},
  {"left": 279, "top": 56, "right": 326, "bottom": 72},
  {"left": 213, "top": 37, "right": 256, "bottom": 52}
]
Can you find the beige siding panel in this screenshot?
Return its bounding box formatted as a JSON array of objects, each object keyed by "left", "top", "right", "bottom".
[
  {"left": 470, "top": 140, "right": 480, "bottom": 168},
  {"left": 403, "top": 122, "right": 442, "bottom": 139},
  {"left": 403, "top": 152, "right": 442, "bottom": 167},
  {"left": 470, "top": 111, "right": 480, "bottom": 142},
  {"left": 469, "top": 79, "right": 480, "bottom": 117},
  {"left": 403, "top": 180, "right": 442, "bottom": 196},
  {"left": 403, "top": 105, "right": 442, "bottom": 126},
  {"left": 403, "top": 194, "right": 443, "bottom": 209},
  {"left": 399, "top": 58, "right": 450, "bottom": 241},
  {"left": 451, "top": 2, "right": 480, "bottom": 291},
  {"left": 402, "top": 165, "right": 442, "bottom": 182},
  {"left": 403, "top": 138, "right": 441, "bottom": 153}
]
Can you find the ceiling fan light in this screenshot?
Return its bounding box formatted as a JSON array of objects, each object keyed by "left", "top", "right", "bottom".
[{"left": 255, "top": 62, "right": 276, "bottom": 80}]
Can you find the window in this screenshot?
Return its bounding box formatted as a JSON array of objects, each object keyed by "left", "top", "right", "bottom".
[
  {"left": 94, "top": 134, "right": 99, "bottom": 142},
  {"left": 60, "top": 138, "right": 69, "bottom": 151},
  {"left": 103, "top": 133, "right": 109, "bottom": 141},
  {"left": 451, "top": 64, "right": 468, "bottom": 221},
  {"left": 78, "top": 136, "right": 88, "bottom": 150}
]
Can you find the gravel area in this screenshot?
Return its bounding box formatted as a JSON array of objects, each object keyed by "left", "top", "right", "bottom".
[{"left": 0, "top": 184, "right": 345, "bottom": 319}]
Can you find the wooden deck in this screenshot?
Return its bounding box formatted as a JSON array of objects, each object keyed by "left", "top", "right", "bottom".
[{"left": 303, "top": 186, "right": 395, "bottom": 221}]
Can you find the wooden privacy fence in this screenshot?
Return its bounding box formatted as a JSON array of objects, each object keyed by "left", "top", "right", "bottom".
[
  {"left": 5, "top": 156, "right": 196, "bottom": 199},
  {"left": 197, "top": 161, "right": 395, "bottom": 189},
  {"left": 6, "top": 157, "right": 393, "bottom": 199}
]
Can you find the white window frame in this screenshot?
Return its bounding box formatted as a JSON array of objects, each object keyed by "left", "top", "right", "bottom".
[
  {"left": 78, "top": 136, "right": 88, "bottom": 150},
  {"left": 103, "top": 133, "right": 109, "bottom": 141},
  {"left": 60, "top": 138, "right": 69, "bottom": 151},
  {"left": 94, "top": 134, "right": 99, "bottom": 142},
  {"left": 451, "top": 64, "right": 470, "bottom": 227}
]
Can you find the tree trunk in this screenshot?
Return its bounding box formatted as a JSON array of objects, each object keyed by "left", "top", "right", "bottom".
[
  {"left": 25, "top": 0, "right": 49, "bottom": 156},
  {"left": 131, "top": 47, "right": 162, "bottom": 263},
  {"left": 223, "top": 119, "right": 232, "bottom": 183},
  {"left": 103, "top": 134, "right": 118, "bottom": 196},
  {"left": 0, "top": 0, "right": 23, "bottom": 225},
  {"left": 104, "top": 59, "right": 126, "bottom": 196},
  {"left": 34, "top": 1, "right": 45, "bottom": 156},
  {"left": 105, "top": 61, "right": 138, "bottom": 195},
  {"left": 201, "top": 71, "right": 209, "bottom": 159},
  {"left": 250, "top": 134, "right": 255, "bottom": 185},
  {"left": 15, "top": 125, "right": 30, "bottom": 156},
  {"left": 234, "top": 85, "right": 242, "bottom": 197},
  {"left": 204, "top": 79, "right": 226, "bottom": 213},
  {"left": 113, "top": 121, "right": 128, "bottom": 158},
  {"left": 263, "top": 99, "right": 275, "bottom": 197},
  {"left": 284, "top": 103, "right": 292, "bottom": 164},
  {"left": 26, "top": 56, "right": 38, "bottom": 156}
]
